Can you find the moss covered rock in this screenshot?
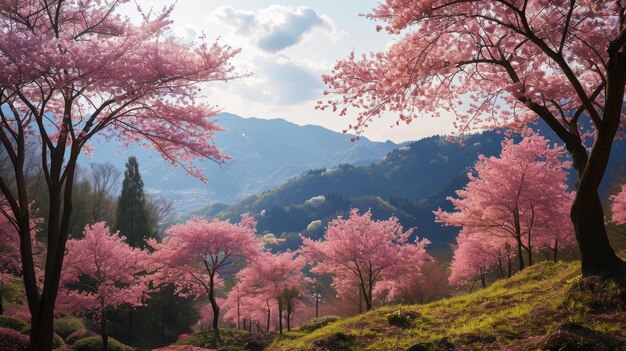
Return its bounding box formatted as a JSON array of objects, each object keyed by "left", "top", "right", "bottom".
[
  {"left": 65, "top": 329, "right": 98, "bottom": 345},
  {"left": 0, "top": 316, "right": 28, "bottom": 333},
  {"left": 54, "top": 315, "right": 86, "bottom": 339},
  {"left": 299, "top": 316, "right": 341, "bottom": 333},
  {"left": 72, "top": 336, "right": 133, "bottom": 351}
]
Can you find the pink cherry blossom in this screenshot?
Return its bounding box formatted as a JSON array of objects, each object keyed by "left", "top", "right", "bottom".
[
  {"left": 149, "top": 215, "right": 261, "bottom": 337},
  {"left": 300, "top": 209, "right": 431, "bottom": 312},
  {"left": 58, "top": 222, "right": 151, "bottom": 349},
  {"left": 222, "top": 251, "right": 310, "bottom": 333},
  {"left": 610, "top": 184, "right": 626, "bottom": 225},
  {"left": 436, "top": 133, "right": 576, "bottom": 285},
  {"left": 319, "top": 0, "right": 626, "bottom": 277}
]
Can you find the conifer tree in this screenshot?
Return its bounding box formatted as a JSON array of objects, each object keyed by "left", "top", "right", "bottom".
[{"left": 116, "top": 157, "right": 153, "bottom": 249}]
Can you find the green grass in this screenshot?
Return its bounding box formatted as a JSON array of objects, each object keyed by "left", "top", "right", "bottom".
[{"left": 268, "top": 261, "right": 626, "bottom": 350}]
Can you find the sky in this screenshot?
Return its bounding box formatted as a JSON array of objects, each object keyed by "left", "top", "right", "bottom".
[{"left": 122, "top": 1, "right": 457, "bottom": 143}]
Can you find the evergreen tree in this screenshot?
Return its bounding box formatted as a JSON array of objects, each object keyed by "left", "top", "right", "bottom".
[{"left": 115, "top": 157, "right": 153, "bottom": 248}]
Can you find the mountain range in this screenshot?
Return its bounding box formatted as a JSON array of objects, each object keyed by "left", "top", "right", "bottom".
[
  {"left": 201, "top": 124, "right": 626, "bottom": 251},
  {"left": 81, "top": 113, "right": 407, "bottom": 213}
]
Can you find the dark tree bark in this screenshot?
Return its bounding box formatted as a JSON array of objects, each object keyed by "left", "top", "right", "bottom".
[
  {"left": 315, "top": 293, "right": 319, "bottom": 318},
  {"left": 266, "top": 302, "right": 270, "bottom": 333},
  {"left": 207, "top": 273, "right": 220, "bottom": 341},
  {"left": 101, "top": 308, "right": 109, "bottom": 351},
  {"left": 479, "top": 268, "right": 486, "bottom": 289},
  {"left": 513, "top": 210, "right": 526, "bottom": 272},
  {"left": 277, "top": 302, "right": 283, "bottom": 334}
]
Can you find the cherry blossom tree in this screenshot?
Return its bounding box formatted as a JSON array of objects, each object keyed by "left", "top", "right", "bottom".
[
  {"left": 223, "top": 251, "right": 310, "bottom": 334},
  {"left": 611, "top": 183, "right": 626, "bottom": 225},
  {"left": 373, "top": 259, "right": 450, "bottom": 305},
  {"left": 57, "top": 222, "right": 150, "bottom": 350},
  {"left": 448, "top": 230, "right": 505, "bottom": 289},
  {"left": 319, "top": 0, "right": 626, "bottom": 277},
  {"left": 0, "top": 1, "right": 243, "bottom": 347},
  {"left": 149, "top": 215, "right": 260, "bottom": 340},
  {"left": 221, "top": 282, "right": 276, "bottom": 333},
  {"left": 436, "top": 134, "right": 575, "bottom": 271},
  {"left": 300, "top": 209, "right": 431, "bottom": 312}
]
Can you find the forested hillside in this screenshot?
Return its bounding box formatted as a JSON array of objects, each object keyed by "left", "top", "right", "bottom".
[{"left": 205, "top": 128, "right": 626, "bottom": 250}]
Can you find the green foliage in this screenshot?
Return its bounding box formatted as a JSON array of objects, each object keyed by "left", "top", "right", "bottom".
[
  {"left": 54, "top": 315, "right": 86, "bottom": 339},
  {"left": 65, "top": 329, "right": 98, "bottom": 345},
  {"left": 52, "top": 332, "right": 66, "bottom": 349},
  {"left": 299, "top": 316, "right": 341, "bottom": 333},
  {"left": 115, "top": 156, "right": 154, "bottom": 248},
  {"left": 106, "top": 284, "right": 200, "bottom": 349},
  {"left": 1, "top": 276, "right": 26, "bottom": 306},
  {"left": 0, "top": 327, "right": 29, "bottom": 351},
  {"left": 0, "top": 316, "right": 28, "bottom": 333},
  {"left": 72, "top": 336, "right": 133, "bottom": 351},
  {"left": 385, "top": 310, "right": 414, "bottom": 329},
  {"left": 177, "top": 328, "right": 274, "bottom": 351},
  {"left": 268, "top": 261, "right": 626, "bottom": 351}
]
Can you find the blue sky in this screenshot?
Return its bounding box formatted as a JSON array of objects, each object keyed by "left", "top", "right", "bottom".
[{"left": 122, "top": 1, "right": 456, "bottom": 142}]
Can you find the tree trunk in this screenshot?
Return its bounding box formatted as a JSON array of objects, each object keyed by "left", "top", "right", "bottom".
[
  {"left": 30, "top": 149, "right": 80, "bottom": 350},
  {"left": 571, "top": 191, "right": 622, "bottom": 276},
  {"left": 101, "top": 308, "right": 109, "bottom": 351},
  {"left": 468, "top": 273, "right": 478, "bottom": 293},
  {"left": 527, "top": 203, "right": 535, "bottom": 267},
  {"left": 278, "top": 302, "right": 283, "bottom": 334},
  {"left": 479, "top": 268, "right": 486, "bottom": 289},
  {"left": 358, "top": 280, "right": 373, "bottom": 312},
  {"left": 506, "top": 243, "right": 512, "bottom": 278},
  {"left": 553, "top": 240, "right": 559, "bottom": 263},
  {"left": 315, "top": 293, "right": 319, "bottom": 318},
  {"left": 497, "top": 254, "right": 504, "bottom": 279},
  {"left": 507, "top": 255, "right": 512, "bottom": 278},
  {"left": 237, "top": 300, "right": 241, "bottom": 329},
  {"left": 563, "top": 49, "right": 625, "bottom": 277},
  {"left": 266, "top": 302, "right": 270, "bottom": 333},
  {"left": 0, "top": 282, "right": 3, "bottom": 315},
  {"left": 286, "top": 302, "right": 291, "bottom": 332},
  {"left": 513, "top": 210, "right": 526, "bottom": 271},
  {"left": 208, "top": 273, "right": 220, "bottom": 341}
]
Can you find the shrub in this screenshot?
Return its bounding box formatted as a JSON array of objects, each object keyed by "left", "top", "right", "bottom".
[
  {"left": 72, "top": 336, "right": 133, "bottom": 351},
  {"left": 65, "top": 329, "right": 98, "bottom": 345},
  {"left": 53, "top": 332, "right": 66, "bottom": 349},
  {"left": 386, "top": 310, "right": 416, "bottom": 329},
  {"left": 0, "top": 327, "right": 29, "bottom": 351},
  {"left": 54, "top": 315, "right": 86, "bottom": 339},
  {"left": 299, "top": 316, "right": 341, "bottom": 333},
  {"left": 0, "top": 316, "right": 28, "bottom": 333},
  {"left": 153, "top": 346, "right": 213, "bottom": 351}
]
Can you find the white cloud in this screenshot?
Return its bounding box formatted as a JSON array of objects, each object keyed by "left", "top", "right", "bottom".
[
  {"left": 210, "top": 5, "right": 340, "bottom": 53},
  {"left": 230, "top": 55, "right": 324, "bottom": 105},
  {"left": 174, "top": 25, "right": 199, "bottom": 44}
]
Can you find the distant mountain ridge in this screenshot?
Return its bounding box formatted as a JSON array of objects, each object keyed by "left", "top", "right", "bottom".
[
  {"left": 80, "top": 113, "right": 407, "bottom": 213},
  {"left": 207, "top": 126, "right": 626, "bottom": 250}
]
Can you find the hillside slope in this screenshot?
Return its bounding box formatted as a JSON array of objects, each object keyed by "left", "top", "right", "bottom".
[{"left": 268, "top": 261, "right": 626, "bottom": 351}]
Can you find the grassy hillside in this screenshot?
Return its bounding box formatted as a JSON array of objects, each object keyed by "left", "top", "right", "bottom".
[{"left": 267, "top": 261, "right": 626, "bottom": 351}]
